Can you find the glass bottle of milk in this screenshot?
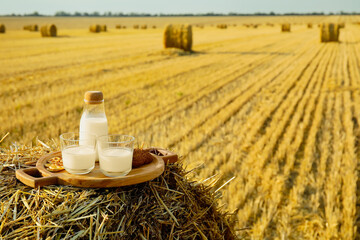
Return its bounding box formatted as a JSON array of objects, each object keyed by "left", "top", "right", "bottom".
[{"left": 79, "top": 91, "right": 108, "bottom": 160}]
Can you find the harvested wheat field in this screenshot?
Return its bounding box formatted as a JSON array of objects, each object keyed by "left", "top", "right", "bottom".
[{"left": 1, "top": 15, "right": 360, "bottom": 238}]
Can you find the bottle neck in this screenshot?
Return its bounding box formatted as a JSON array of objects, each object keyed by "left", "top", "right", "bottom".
[{"left": 82, "top": 102, "right": 106, "bottom": 117}]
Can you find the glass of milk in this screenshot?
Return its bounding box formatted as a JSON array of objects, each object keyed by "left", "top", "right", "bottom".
[
  {"left": 97, "top": 134, "right": 135, "bottom": 177},
  {"left": 60, "top": 132, "right": 96, "bottom": 175}
]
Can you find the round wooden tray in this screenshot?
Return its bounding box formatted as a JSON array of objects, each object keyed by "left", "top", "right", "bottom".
[{"left": 16, "top": 148, "right": 177, "bottom": 188}]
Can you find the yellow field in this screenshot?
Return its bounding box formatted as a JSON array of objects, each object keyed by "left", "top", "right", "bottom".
[{"left": 1, "top": 15, "right": 360, "bottom": 238}]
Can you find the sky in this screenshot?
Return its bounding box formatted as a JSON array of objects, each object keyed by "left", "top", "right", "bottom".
[{"left": 0, "top": 0, "right": 359, "bottom": 15}]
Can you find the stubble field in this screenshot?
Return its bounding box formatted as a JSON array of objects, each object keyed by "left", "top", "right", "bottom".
[{"left": 1, "top": 15, "right": 360, "bottom": 239}]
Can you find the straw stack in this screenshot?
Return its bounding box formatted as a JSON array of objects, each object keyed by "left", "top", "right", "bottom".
[
  {"left": 0, "top": 24, "right": 5, "bottom": 33},
  {"left": 0, "top": 143, "right": 237, "bottom": 239},
  {"left": 100, "top": 25, "right": 107, "bottom": 32},
  {"left": 320, "top": 23, "right": 340, "bottom": 42},
  {"left": 163, "top": 24, "right": 192, "bottom": 52},
  {"left": 133, "top": 24, "right": 139, "bottom": 29},
  {"left": 40, "top": 24, "right": 57, "bottom": 37},
  {"left": 24, "top": 24, "right": 38, "bottom": 31},
  {"left": 281, "top": 23, "right": 291, "bottom": 32},
  {"left": 141, "top": 24, "right": 147, "bottom": 29},
  {"left": 307, "top": 23, "right": 313, "bottom": 28},
  {"left": 217, "top": 24, "right": 227, "bottom": 29},
  {"left": 89, "top": 24, "right": 101, "bottom": 33}
]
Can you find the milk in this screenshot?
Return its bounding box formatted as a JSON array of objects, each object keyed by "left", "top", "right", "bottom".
[
  {"left": 99, "top": 148, "right": 133, "bottom": 177},
  {"left": 62, "top": 145, "right": 96, "bottom": 174},
  {"left": 80, "top": 117, "right": 108, "bottom": 139}
]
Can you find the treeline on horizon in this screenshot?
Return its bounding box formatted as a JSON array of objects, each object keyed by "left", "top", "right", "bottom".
[{"left": 2, "top": 10, "right": 360, "bottom": 17}]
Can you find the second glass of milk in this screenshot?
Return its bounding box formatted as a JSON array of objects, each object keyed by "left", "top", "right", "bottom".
[
  {"left": 60, "top": 132, "right": 96, "bottom": 174},
  {"left": 97, "top": 134, "right": 135, "bottom": 177}
]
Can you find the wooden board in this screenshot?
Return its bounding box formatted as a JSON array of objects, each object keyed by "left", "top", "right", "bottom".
[{"left": 16, "top": 148, "right": 177, "bottom": 188}]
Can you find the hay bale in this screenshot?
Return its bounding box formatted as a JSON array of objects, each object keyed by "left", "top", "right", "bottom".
[
  {"left": 0, "top": 24, "right": 5, "bottom": 33},
  {"left": 40, "top": 24, "right": 57, "bottom": 37},
  {"left": 339, "top": 23, "right": 345, "bottom": 29},
  {"left": 133, "top": 24, "right": 139, "bottom": 29},
  {"left": 320, "top": 24, "right": 329, "bottom": 42},
  {"left": 100, "top": 25, "right": 107, "bottom": 32},
  {"left": 329, "top": 24, "right": 340, "bottom": 41},
  {"left": 89, "top": 24, "right": 101, "bottom": 33},
  {"left": 0, "top": 144, "right": 237, "bottom": 239},
  {"left": 24, "top": 24, "right": 38, "bottom": 31},
  {"left": 281, "top": 23, "right": 291, "bottom": 32},
  {"left": 216, "top": 24, "right": 227, "bottom": 29},
  {"left": 152, "top": 25, "right": 157, "bottom": 29},
  {"left": 163, "top": 24, "right": 192, "bottom": 52},
  {"left": 320, "top": 23, "right": 340, "bottom": 42},
  {"left": 116, "top": 24, "right": 122, "bottom": 29},
  {"left": 307, "top": 23, "right": 313, "bottom": 28},
  {"left": 141, "top": 24, "right": 147, "bottom": 29},
  {"left": 31, "top": 24, "right": 38, "bottom": 31}
]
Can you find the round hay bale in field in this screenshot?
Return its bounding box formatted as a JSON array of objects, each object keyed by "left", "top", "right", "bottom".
[
  {"left": 89, "top": 24, "right": 101, "bottom": 33},
  {"left": 25, "top": 25, "right": 38, "bottom": 31},
  {"left": 328, "top": 23, "right": 339, "bottom": 41},
  {"left": 281, "top": 23, "right": 291, "bottom": 32},
  {"left": 40, "top": 24, "right": 57, "bottom": 37},
  {"left": 0, "top": 24, "right": 5, "bottom": 33},
  {"left": 307, "top": 23, "right": 313, "bottom": 28},
  {"left": 133, "top": 24, "right": 139, "bottom": 29},
  {"left": 216, "top": 24, "right": 227, "bottom": 29},
  {"left": 320, "top": 23, "right": 340, "bottom": 42},
  {"left": 30, "top": 24, "right": 38, "bottom": 31},
  {"left": 100, "top": 25, "right": 107, "bottom": 32},
  {"left": 0, "top": 144, "right": 237, "bottom": 239},
  {"left": 163, "top": 24, "right": 192, "bottom": 52},
  {"left": 152, "top": 25, "right": 157, "bottom": 29},
  {"left": 141, "top": 24, "right": 147, "bottom": 29},
  {"left": 320, "top": 23, "right": 330, "bottom": 42},
  {"left": 116, "top": 24, "right": 121, "bottom": 29}
]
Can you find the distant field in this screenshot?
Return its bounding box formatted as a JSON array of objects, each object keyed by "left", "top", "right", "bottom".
[
  {"left": 0, "top": 15, "right": 329, "bottom": 30},
  {"left": 1, "top": 15, "right": 360, "bottom": 238}
]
